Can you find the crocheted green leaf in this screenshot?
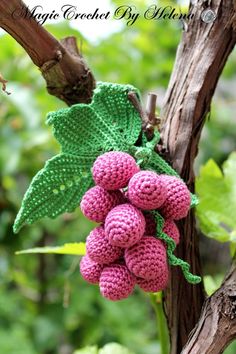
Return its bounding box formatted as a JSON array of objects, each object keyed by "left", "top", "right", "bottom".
[
  {"left": 13, "top": 153, "right": 95, "bottom": 233},
  {"left": 46, "top": 83, "right": 142, "bottom": 155},
  {"left": 92, "top": 82, "right": 142, "bottom": 145},
  {"left": 47, "top": 104, "right": 126, "bottom": 155},
  {"left": 196, "top": 154, "right": 236, "bottom": 243},
  {"left": 16, "top": 242, "right": 86, "bottom": 255}
]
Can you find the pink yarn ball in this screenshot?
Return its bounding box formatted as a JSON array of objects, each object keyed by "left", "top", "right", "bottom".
[
  {"left": 80, "top": 186, "right": 124, "bottom": 222},
  {"left": 86, "top": 226, "right": 123, "bottom": 264},
  {"left": 159, "top": 176, "right": 191, "bottom": 220},
  {"left": 136, "top": 268, "right": 169, "bottom": 292},
  {"left": 125, "top": 236, "right": 167, "bottom": 280},
  {"left": 92, "top": 152, "right": 139, "bottom": 190},
  {"left": 99, "top": 264, "right": 135, "bottom": 301},
  {"left": 105, "top": 203, "right": 145, "bottom": 248},
  {"left": 163, "top": 219, "right": 180, "bottom": 245},
  {"left": 128, "top": 171, "right": 167, "bottom": 210},
  {"left": 144, "top": 212, "right": 157, "bottom": 235},
  {"left": 80, "top": 255, "right": 103, "bottom": 284}
]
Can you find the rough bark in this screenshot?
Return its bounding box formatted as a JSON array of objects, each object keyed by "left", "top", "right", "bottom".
[
  {"left": 181, "top": 258, "right": 236, "bottom": 354},
  {"left": 0, "top": 0, "right": 95, "bottom": 104},
  {"left": 161, "top": 0, "right": 236, "bottom": 353}
]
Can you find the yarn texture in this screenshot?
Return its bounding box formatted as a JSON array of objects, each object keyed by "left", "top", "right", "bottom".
[
  {"left": 125, "top": 236, "right": 167, "bottom": 280},
  {"left": 160, "top": 175, "right": 191, "bottom": 220},
  {"left": 80, "top": 186, "right": 124, "bottom": 222},
  {"left": 80, "top": 255, "right": 103, "bottom": 284},
  {"left": 136, "top": 270, "right": 169, "bottom": 292},
  {"left": 143, "top": 212, "right": 157, "bottom": 235},
  {"left": 105, "top": 203, "right": 145, "bottom": 248},
  {"left": 99, "top": 264, "right": 135, "bottom": 301},
  {"left": 163, "top": 219, "right": 180, "bottom": 245},
  {"left": 86, "top": 226, "right": 123, "bottom": 264},
  {"left": 128, "top": 171, "right": 167, "bottom": 210},
  {"left": 92, "top": 152, "right": 139, "bottom": 190}
]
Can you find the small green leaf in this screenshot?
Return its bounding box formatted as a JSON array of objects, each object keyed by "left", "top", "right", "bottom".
[
  {"left": 92, "top": 82, "right": 142, "bottom": 146},
  {"left": 13, "top": 153, "right": 95, "bottom": 233},
  {"left": 196, "top": 153, "right": 236, "bottom": 243},
  {"left": 16, "top": 242, "right": 86, "bottom": 256}
]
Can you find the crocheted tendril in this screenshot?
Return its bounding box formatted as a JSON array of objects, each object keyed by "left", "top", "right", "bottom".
[{"left": 151, "top": 210, "right": 201, "bottom": 284}]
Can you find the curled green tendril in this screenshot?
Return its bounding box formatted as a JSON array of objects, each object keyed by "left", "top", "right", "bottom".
[{"left": 151, "top": 210, "right": 202, "bottom": 285}]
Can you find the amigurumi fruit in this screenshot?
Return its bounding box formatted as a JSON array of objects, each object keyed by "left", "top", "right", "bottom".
[
  {"left": 99, "top": 264, "right": 135, "bottom": 301},
  {"left": 163, "top": 219, "right": 180, "bottom": 245},
  {"left": 125, "top": 236, "right": 167, "bottom": 280},
  {"left": 105, "top": 203, "right": 145, "bottom": 248},
  {"left": 80, "top": 186, "right": 124, "bottom": 222},
  {"left": 92, "top": 151, "right": 139, "bottom": 190},
  {"left": 86, "top": 226, "right": 123, "bottom": 264},
  {"left": 80, "top": 255, "right": 103, "bottom": 284},
  {"left": 136, "top": 268, "right": 169, "bottom": 292},
  {"left": 143, "top": 212, "right": 157, "bottom": 235},
  {"left": 159, "top": 175, "right": 191, "bottom": 220},
  {"left": 128, "top": 171, "right": 167, "bottom": 210}
]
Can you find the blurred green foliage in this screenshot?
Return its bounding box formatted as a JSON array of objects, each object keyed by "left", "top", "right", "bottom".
[
  {"left": 196, "top": 153, "right": 236, "bottom": 246},
  {"left": 0, "top": 0, "right": 236, "bottom": 353}
]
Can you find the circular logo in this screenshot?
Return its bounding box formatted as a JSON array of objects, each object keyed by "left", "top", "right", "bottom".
[{"left": 201, "top": 9, "right": 216, "bottom": 23}]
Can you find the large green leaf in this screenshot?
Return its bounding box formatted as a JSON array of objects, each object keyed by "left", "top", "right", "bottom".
[
  {"left": 47, "top": 104, "right": 125, "bottom": 155},
  {"left": 196, "top": 153, "right": 236, "bottom": 243},
  {"left": 16, "top": 242, "right": 86, "bottom": 256},
  {"left": 91, "top": 82, "right": 142, "bottom": 146},
  {"left": 13, "top": 153, "right": 95, "bottom": 233}
]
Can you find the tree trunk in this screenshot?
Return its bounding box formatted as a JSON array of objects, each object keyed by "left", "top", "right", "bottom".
[
  {"left": 181, "top": 258, "right": 236, "bottom": 354},
  {"left": 161, "top": 1, "right": 236, "bottom": 352}
]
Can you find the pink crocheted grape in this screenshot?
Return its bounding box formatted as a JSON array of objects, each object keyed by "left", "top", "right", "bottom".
[
  {"left": 86, "top": 226, "right": 123, "bottom": 264},
  {"left": 144, "top": 212, "right": 157, "bottom": 235},
  {"left": 163, "top": 219, "right": 180, "bottom": 245},
  {"left": 92, "top": 152, "right": 139, "bottom": 190},
  {"left": 127, "top": 171, "right": 167, "bottom": 210},
  {"left": 80, "top": 186, "right": 124, "bottom": 222},
  {"left": 136, "top": 268, "right": 169, "bottom": 292},
  {"left": 99, "top": 264, "right": 135, "bottom": 301},
  {"left": 105, "top": 203, "right": 145, "bottom": 248},
  {"left": 159, "top": 175, "right": 191, "bottom": 220},
  {"left": 80, "top": 255, "right": 103, "bottom": 284},
  {"left": 125, "top": 236, "right": 167, "bottom": 280}
]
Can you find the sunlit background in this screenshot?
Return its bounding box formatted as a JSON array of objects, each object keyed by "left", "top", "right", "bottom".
[{"left": 0, "top": 0, "right": 236, "bottom": 353}]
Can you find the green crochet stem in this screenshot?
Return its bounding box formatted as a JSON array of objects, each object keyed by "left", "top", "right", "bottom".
[{"left": 151, "top": 210, "right": 201, "bottom": 284}]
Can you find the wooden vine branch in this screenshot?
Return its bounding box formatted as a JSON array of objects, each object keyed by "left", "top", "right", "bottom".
[
  {"left": 161, "top": 0, "right": 236, "bottom": 353},
  {"left": 181, "top": 257, "right": 236, "bottom": 354},
  {"left": 0, "top": 0, "right": 95, "bottom": 105}
]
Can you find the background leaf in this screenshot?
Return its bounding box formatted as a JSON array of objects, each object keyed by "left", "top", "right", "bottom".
[
  {"left": 196, "top": 153, "right": 236, "bottom": 243},
  {"left": 16, "top": 242, "right": 86, "bottom": 256}
]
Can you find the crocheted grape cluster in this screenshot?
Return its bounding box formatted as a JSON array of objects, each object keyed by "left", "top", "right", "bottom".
[{"left": 79, "top": 151, "right": 191, "bottom": 301}]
